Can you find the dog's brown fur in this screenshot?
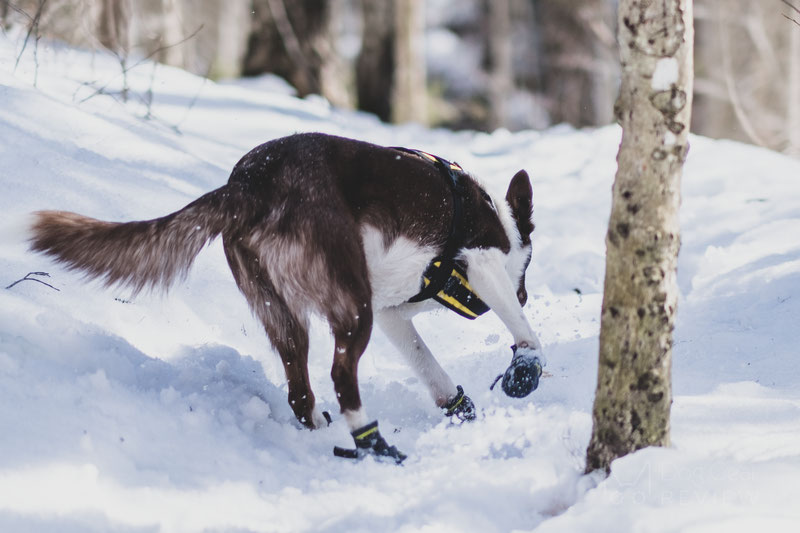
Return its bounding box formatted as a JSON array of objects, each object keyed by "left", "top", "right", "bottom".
[{"left": 30, "top": 133, "right": 533, "bottom": 429}]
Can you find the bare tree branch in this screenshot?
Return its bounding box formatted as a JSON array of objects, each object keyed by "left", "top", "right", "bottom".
[
  {"left": 716, "top": 2, "right": 770, "bottom": 147},
  {"left": 782, "top": 1, "right": 800, "bottom": 26},
  {"left": 14, "top": 0, "right": 47, "bottom": 86},
  {"left": 78, "top": 24, "right": 204, "bottom": 104},
  {"left": 782, "top": 0, "right": 800, "bottom": 16},
  {"left": 6, "top": 271, "right": 60, "bottom": 291}
]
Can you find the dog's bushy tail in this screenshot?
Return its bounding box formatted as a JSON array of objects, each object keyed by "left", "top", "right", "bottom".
[{"left": 29, "top": 186, "right": 232, "bottom": 295}]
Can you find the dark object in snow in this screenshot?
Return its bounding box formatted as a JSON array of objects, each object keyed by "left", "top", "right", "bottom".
[
  {"left": 333, "top": 420, "right": 406, "bottom": 464},
  {"left": 502, "top": 346, "right": 542, "bottom": 397},
  {"left": 490, "top": 345, "right": 542, "bottom": 398},
  {"left": 5, "top": 271, "right": 59, "bottom": 291},
  {"left": 443, "top": 385, "right": 476, "bottom": 421}
]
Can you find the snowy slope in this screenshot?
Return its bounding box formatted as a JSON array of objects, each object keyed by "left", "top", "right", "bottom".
[{"left": 1, "top": 35, "right": 800, "bottom": 533}]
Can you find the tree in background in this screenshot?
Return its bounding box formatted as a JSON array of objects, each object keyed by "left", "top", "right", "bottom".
[
  {"left": 356, "top": 0, "right": 394, "bottom": 121},
  {"left": 8, "top": 0, "right": 800, "bottom": 147},
  {"left": 585, "top": 0, "right": 694, "bottom": 473},
  {"left": 391, "top": 0, "right": 425, "bottom": 123},
  {"left": 485, "top": 0, "right": 513, "bottom": 130},
  {"left": 534, "top": 0, "right": 617, "bottom": 127},
  {"left": 243, "top": 0, "right": 348, "bottom": 106},
  {"left": 2, "top": 0, "right": 12, "bottom": 27},
  {"left": 693, "top": 0, "right": 800, "bottom": 154},
  {"left": 356, "top": 0, "right": 426, "bottom": 124}
]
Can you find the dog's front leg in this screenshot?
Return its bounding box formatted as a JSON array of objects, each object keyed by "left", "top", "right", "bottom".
[
  {"left": 376, "top": 307, "right": 476, "bottom": 420},
  {"left": 376, "top": 307, "right": 457, "bottom": 406},
  {"left": 461, "top": 248, "right": 543, "bottom": 356}
]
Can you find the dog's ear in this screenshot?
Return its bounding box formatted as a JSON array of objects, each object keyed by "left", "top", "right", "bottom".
[{"left": 506, "top": 170, "right": 534, "bottom": 236}]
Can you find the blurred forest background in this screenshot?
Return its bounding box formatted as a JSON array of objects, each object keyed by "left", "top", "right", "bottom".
[{"left": 3, "top": 0, "right": 800, "bottom": 154}]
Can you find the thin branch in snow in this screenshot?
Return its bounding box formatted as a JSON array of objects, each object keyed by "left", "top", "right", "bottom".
[
  {"left": 13, "top": 0, "right": 47, "bottom": 86},
  {"left": 6, "top": 271, "right": 60, "bottom": 291},
  {"left": 78, "top": 24, "right": 205, "bottom": 104}
]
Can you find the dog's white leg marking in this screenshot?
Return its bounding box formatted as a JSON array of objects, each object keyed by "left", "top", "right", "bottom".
[
  {"left": 310, "top": 406, "right": 328, "bottom": 429},
  {"left": 462, "top": 248, "right": 544, "bottom": 354},
  {"left": 376, "top": 308, "right": 457, "bottom": 407},
  {"left": 342, "top": 408, "right": 369, "bottom": 431}
]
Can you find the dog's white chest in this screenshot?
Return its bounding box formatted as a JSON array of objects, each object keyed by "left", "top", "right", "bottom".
[{"left": 360, "top": 225, "right": 438, "bottom": 310}]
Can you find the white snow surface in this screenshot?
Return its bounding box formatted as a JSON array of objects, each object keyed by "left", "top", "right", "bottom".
[{"left": 2, "top": 36, "right": 800, "bottom": 533}]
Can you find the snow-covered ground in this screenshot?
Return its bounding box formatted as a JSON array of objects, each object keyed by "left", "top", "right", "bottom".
[{"left": 1, "top": 34, "right": 800, "bottom": 533}]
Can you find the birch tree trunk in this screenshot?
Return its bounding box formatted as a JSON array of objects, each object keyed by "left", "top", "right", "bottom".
[
  {"left": 787, "top": 8, "right": 800, "bottom": 155},
  {"left": 97, "top": 0, "right": 131, "bottom": 56},
  {"left": 486, "top": 0, "right": 513, "bottom": 130},
  {"left": 585, "top": 0, "right": 694, "bottom": 474},
  {"left": 391, "top": 0, "right": 426, "bottom": 124}
]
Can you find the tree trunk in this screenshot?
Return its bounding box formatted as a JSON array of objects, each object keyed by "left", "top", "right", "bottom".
[
  {"left": 97, "top": 0, "right": 131, "bottom": 56},
  {"left": 1, "top": 1, "right": 9, "bottom": 28},
  {"left": 535, "top": 0, "right": 617, "bottom": 127},
  {"left": 391, "top": 0, "right": 426, "bottom": 124},
  {"left": 788, "top": 7, "right": 800, "bottom": 155},
  {"left": 485, "top": 0, "right": 513, "bottom": 130},
  {"left": 243, "top": 0, "right": 337, "bottom": 99},
  {"left": 208, "top": 0, "right": 251, "bottom": 79},
  {"left": 585, "top": 0, "right": 694, "bottom": 474},
  {"left": 356, "top": 0, "right": 394, "bottom": 121}
]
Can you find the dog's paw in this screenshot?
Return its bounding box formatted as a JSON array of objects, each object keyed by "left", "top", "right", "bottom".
[
  {"left": 443, "top": 385, "right": 476, "bottom": 422},
  {"left": 501, "top": 345, "right": 543, "bottom": 398},
  {"left": 309, "top": 407, "right": 332, "bottom": 429},
  {"left": 514, "top": 344, "right": 547, "bottom": 367},
  {"left": 333, "top": 420, "right": 407, "bottom": 464}
]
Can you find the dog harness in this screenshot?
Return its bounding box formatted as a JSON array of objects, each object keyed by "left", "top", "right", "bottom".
[{"left": 395, "top": 148, "right": 490, "bottom": 320}]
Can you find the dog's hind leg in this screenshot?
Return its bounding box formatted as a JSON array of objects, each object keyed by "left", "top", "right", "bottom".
[
  {"left": 326, "top": 275, "right": 406, "bottom": 462},
  {"left": 223, "top": 241, "right": 326, "bottom": 429},
  {"left": 305, "top": 224, "right": 404, "bottom": 461},
  {"left": 323, "top": 259, "right": 374, "bottom": 431}
]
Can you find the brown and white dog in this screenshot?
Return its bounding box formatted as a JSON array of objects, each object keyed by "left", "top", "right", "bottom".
[{"left": 29, "top": 133, "right": 544, "bottom": 462}]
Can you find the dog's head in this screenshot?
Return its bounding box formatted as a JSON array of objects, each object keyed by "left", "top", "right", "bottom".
[{"left": 504, "top": 170, "right": 534, "bottom": 306}]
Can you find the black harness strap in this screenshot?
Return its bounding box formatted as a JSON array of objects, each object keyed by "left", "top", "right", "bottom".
[
  {"left": 392, "top": 148, "right": 490, "bottom": 320},
  {"left": 393, "top": 147, "right": 466, "bottom": 304}
]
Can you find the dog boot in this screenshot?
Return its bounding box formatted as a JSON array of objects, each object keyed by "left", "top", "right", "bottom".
[
  {"left": 443, "top": 385, "right": 476, "bottom": 422},
  {"left": 333, "top": 421, "right": 407, "bottom": 464},
  {"left": 501, "top": 345, "right": 543, "bottom": 398}
]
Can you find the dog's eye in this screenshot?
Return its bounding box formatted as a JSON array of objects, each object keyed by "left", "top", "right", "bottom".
[{"left": 480, "top": 189, "right": 495, "bottom": 210}]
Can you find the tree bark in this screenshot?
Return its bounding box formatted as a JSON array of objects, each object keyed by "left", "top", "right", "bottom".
[
  {"left": 535, "top": 0, "right": 617, "bottom": 127},
  {"left": 97, "top": 0, "right": 131, "bottom": 56},
  {"left": 243, "top": 0, "right": 339, "bottom": 100},
  {"left": 356, "top": 0, "right": 395, "bottom": 121},
  {"left": 485, "top": 0, "right": 513, "bottom": 130},
  {"left": 788, "top": 5, "right": 800, "bottom": 155},
  {"left": 208, "top": 0, "right": 251, "bottom": 79},
  {"left": 1, "top": 1, "right": 9, "bottom": 28},
  {"left": 391, "top": 0, "right": 426, "bottom": 124},
  {"left": 585, "top": 0, "right": 694, "bottom": 474}
]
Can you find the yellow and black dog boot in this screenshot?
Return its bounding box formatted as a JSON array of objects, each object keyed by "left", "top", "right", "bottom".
[
  {"left": 443, "top": 385, "right": 476, "bottom": 422},
  {"left": 333, "top": 421, "right": 407, "bottom": 464}
]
